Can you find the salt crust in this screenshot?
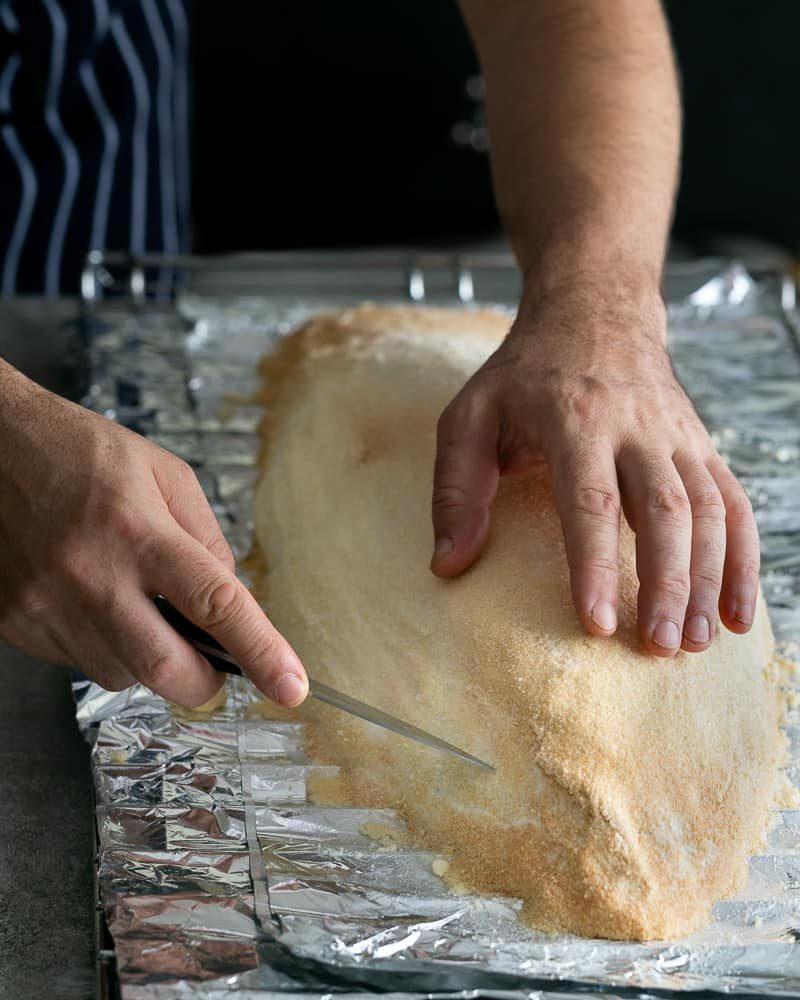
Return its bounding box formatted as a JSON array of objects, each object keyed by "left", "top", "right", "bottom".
[{"left": 251, "top": 304, "right": 785, "bottom": 941}]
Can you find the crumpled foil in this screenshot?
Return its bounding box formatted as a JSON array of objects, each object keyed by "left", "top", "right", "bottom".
[{"left": 76, "top": 257, "right": 800, "bottom": 998}]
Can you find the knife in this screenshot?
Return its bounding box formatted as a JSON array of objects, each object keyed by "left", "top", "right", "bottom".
[{"left": 153, "top": 595, "right": 494, "bottom": 771}]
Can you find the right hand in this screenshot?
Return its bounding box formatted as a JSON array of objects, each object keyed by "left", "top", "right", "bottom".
[
  {"left": 430, "top": 279, "right": 761, "bottom": 657},
  {"left": 0, "top": 364, "right": 308, "bottom": 709}
]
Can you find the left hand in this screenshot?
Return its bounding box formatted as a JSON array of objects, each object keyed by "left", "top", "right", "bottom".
[{"left": 429, "top": 278, "right": 760, "bottom": 657}]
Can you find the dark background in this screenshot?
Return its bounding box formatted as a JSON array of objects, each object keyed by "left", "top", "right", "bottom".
[{"left": 191, "top": 0, "right": 800, "bottom": 256}]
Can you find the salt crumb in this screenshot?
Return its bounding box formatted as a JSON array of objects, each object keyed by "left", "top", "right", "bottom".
[{"left": 359, "top": 820, "right": 404, "bottom": 852}]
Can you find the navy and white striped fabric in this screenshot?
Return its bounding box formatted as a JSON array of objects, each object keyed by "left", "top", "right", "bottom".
[{"left": 0, "top": 0, "right": 189, "bottom": 295}]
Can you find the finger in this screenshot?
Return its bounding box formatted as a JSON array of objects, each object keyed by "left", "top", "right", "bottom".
[
  {"left": 430, "top": 395, "right": 499, "bottom": 577},
  {"left": 76, "top": 654, "right": 137, "bottom": 693},
  {"left": 69, "top": 618, "right": 138, "bottom": 693},
  {"left": 673, "top": 454, "right": 726, "bottom": 652},
  {"left": 549, "top": 440, "right": 620, "bottom": 636},
  {"left": 145, "top": 524, "right": 308, "bottom": 706},
  {"left": 69, "top": 583, "right": 224, "bottom": 708},
  {"left": 1, "top": 610, "right": 137, "bottom": 691},
  {"left": 153, "top": 458, "right": 236, "bottom": 572},
  {"left": 92, "top": 663, "right": 137, "bottom": 692},
  {"left": 619, "top": 449, "right": 692, "bottom": 657},
  {"left": 708, "top": 457, "right": 760, "bottom": 633},
  {"left": 95, "top": 594, "right": 225, "bottom": 707}
]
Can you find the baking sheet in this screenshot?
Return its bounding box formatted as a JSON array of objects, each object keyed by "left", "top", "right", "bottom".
[{"left": 75, "top": 255, "right": 800, "bottom": 998}]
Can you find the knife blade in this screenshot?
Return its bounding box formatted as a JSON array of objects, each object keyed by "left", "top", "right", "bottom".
[{"left": 153, "top": 595, "right": 494, "bottom": 771}]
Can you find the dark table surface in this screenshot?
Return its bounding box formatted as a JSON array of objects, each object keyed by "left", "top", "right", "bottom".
[{"left": 0, "top": 299, "right": 96, "bottom": 1000}]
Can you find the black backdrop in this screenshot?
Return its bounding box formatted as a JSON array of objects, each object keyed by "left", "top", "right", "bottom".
[{"left": 191, "top": 1, "right": 800, "bottom": 254}]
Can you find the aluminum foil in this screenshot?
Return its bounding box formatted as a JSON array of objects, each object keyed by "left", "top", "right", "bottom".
[{"left": 76, "top": 257, "right": 800, "bottom": 998}]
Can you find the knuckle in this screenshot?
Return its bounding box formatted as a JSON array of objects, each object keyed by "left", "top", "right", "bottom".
[
  {"left": 175, "top": 459, "right": 208, "bottom": 499},
  {"left": 732, "top": 557, "right": 761, "bottom": 581},
  {"left": 726, "top": 488, "right": 755, "bottom": 524},
  {"left": 690, "top": 568, "right": 723, "bottom": 592},
  {"left": 696, "top": 534, "right": 726, "bottom": 564},
  {"left": 648, "top": 484, "right": 691, "bottom": 518},
  {"left": 152, "top": 453, "right": 194, "bottom": 505},
  {"left": 437, "top": 390, "right": 487, "bottom": 442},
  {"left": 52, "top": 538, "right": 95, "bottom": 589},
  {"left": 688, "top": 488, "right": 725, "bottom": 520},
  {"left": 436, "top": 401, "right": 462, "bottom": 440},
  {"left": 435, "top": 418, "right": 460, "bottom": 455},
  {"left": 189, "top": 575, "right": 241, "bottom": 629},
  {"left": 239, "top": 628, "right": 279, "bottom": 672},
  {"left": 94, "top": 496, "right": 140, "bottom": 539},
  {"left": 172, "top": 457, "right": 197, "bottom": 483},
  {"left": 573, "top": 556, "right": 619, "bottom": 577},
  {"left": 436, "top": 403, "right": 456, "bottom": 436},
  {"left": 207, "top": 535, "right": 235, "bottom": 566},
  {"left": 161, "top": 456, "right": 199, "bottom": 498},
  {"left": 12, "top": 581, "right": 51, "bottom": 621},
  {"left": 571, "top": 486, "right": 621, "bottom": 520},
  {"left": 140, "top": 651, "right": 177, "bottom": 692},
  {"left": 653, "top": 573, "right": 691, "bottom": 602},
  {"left": 101, "top": 671, "right": 135, "bottom": 693},
  {"left": 564, "top": 379, "right": 607, "bottom": 421},
  {"left": 432, "top": 482, "right": 473, "bottom": 512}
]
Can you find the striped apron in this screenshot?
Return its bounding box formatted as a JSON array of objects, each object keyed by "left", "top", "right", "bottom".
[{"left": 0, "top": 0, "right": 189, "bottom": 295}]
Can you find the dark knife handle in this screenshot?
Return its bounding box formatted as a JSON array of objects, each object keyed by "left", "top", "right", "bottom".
[{"left": 153, "top": 595, "right": 243, "bottom": 677}]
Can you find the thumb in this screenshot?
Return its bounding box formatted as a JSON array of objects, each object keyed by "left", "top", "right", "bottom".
[{"left": 430, "top": 399, "right": 499, "bottom": 577}]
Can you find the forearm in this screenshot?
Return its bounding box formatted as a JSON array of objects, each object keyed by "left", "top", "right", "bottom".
[
  {"left": 0, "top": 358, "right": 38, "bottom": 427},
  {"left": 459, "top": 0, "right": 680, "bottom": 296},
  {"left": 0, "top": 356, "right": 23, "bottom": 383},
  {"left": 0, "top": 357, "right": 29, "bottom": 416}
]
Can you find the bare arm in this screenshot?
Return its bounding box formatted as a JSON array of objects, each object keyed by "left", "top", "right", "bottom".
[
  {"left": 460, "top": 0, "right": 679, "bottom": 290},
  {"left": 432, "top": 0, "right": 760, "bottom": 656}
]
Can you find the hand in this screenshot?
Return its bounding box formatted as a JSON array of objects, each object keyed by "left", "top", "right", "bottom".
[
  {"left": 0, "top": 365, "right": 308, "bottom": 707},
  {"left": 430, "top": 279, "right": 760, "bottom": 657}
]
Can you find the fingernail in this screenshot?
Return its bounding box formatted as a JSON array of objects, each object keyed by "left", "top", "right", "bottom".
[
  {"left": 684, "top": 614, "right": 711, "bottom": 644},
  {"left": 734, "top": 601, "right": 754, "bottom": 627},
  {"left": 433, "top": 536, "right": 454, "bottom": 561},
  {"left": 275, "top": 673, "right": 308, "bottom": 707},
  {"left": 652, "top": 620, "right": 680, "bottom": 650},
  {"left": 590, "top": 600, "right": 617, "bottom": 632}
]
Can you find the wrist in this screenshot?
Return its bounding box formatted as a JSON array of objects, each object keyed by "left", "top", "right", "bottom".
[
  {"left": 510, "top": 247, "right": 667, "bottom": 350},
  {"left": 525, "top": 235, "right": 662, "bottom": 293}
]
